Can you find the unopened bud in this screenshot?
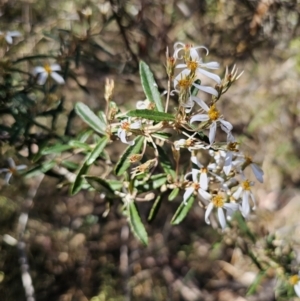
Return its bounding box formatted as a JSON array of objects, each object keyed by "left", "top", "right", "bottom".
[{"left": 129, "top": 154, "right": 143, "bottom": 163}]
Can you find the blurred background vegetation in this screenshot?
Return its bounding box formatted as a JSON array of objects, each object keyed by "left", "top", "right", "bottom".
[{"left": 1, "top": 0, "right": 300, "bottom": 300}]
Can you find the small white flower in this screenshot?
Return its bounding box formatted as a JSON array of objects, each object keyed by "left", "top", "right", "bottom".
[
  {"left": 174, "top": 69, "right": 218, "bottom": 97},
  {"left": 205, "top": 193, "right": 239, "bottom": 230},
  {"left": 223, "top": 138, "right": 240, "bottom": 176},
  {"left": 0, "top": 158, "right": 27, "bottom": 184},
  {"left": 290, "top": 273, "right": 300, "bottom": 297},
  {"left": 33, "top": 63, "right": 65, "bottom": 85},
  {"left": 232, "top": 179, "right": 256, "bottom": 218},
  {"left": 117, "top": 118, "right": 141, "bottom": 145},
  {"left": 190, "top": 103, "right": 232, "bottom": 145},
  {"left": 0, "top": 31, "right": 21, "bottom": 44},
  {"left": 234, "top": 154, "right": 264, "bottom": 183},
  {"left": 183, "top": 169, "right": 211, "bottom": 204},
  {"left": 136, "top": 99, "right": 154, "bottom": 110}
]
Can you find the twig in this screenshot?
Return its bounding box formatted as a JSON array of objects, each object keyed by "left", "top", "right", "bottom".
[{"left": 17, "top": 174, "right": 45, "bottom": 301}]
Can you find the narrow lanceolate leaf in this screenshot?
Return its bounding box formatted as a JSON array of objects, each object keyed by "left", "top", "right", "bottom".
[
  {"left": 171, "top": 196, "right": 195, "bottom": 225},
  {"left": 75, "top": 102, "right": 106, "bottom": 135},
  {"left": 156, "top": 145, "right": 176, "bottom": 178},
  {"left": 70, "top": 162, "right": 90, "bottom": 195},
  {"left": 115, "top": 136, "right": 145, "bottom": 176},
  {"left": 127, "top": 109, "right": 175, "bottom": 122},
  {"left": 84, "top": 176, "right": 123, "bottom": 194},
  {"left": 150, "top": 174, "right": 167, "bottom": 189},
  {"left": 139, "top": 61, "right": 164, "bottom": 112},
  {"left": 86, "top": 136, "right": 108, "bottom": 166},
  {"left": 147, "top": 195, "right": 162, "bottom": 222},
  {"left": 69, "top": 140, "right": 92, "bottom": 151},
  {"left": 41, "top": 144, "right": 73, "bottom": 155},
  {"left": 168, "top": 187, "right": 180, "bottom": 201},
  {"left": 246, "top": 271, "right": 266, "bottom": 296},
  {"left": 128, "top": 201, "right": 148, "bottom": 245}
]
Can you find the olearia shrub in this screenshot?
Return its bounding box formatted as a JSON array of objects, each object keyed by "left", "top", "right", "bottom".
[{"left": 1, "top": 22, "right": 299, "bottom": 298}]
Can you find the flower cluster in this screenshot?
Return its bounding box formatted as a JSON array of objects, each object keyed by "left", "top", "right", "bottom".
[{"left": 112, "top": 42, "right": 263, "bottom": 231}]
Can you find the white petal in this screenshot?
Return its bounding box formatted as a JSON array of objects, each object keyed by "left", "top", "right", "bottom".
[
  {"left": 218, "top": 208, "right": 226, "bottom": 229},
  {"left": 198, "top": 189, "right": 211, "bottom": 201},
  {"left": 223, "top": 151, "right": 233, "bottom": 175},
  {"left": 209, "top": 122, "right": 217, "bottom": 145},
  {"left": 190, "top": 48, "right": 200, "bottom": 60},
  {"left": 175, "top": 63, "right": 187, "bottom": 69},
  {"left": 190, "top": 114, "right": 209, "bottom": 123},
  {"left": 119, "top": 130, "right": 134, "bottom": 145},
  {"left": 295, "top": 283, "right": 300, "bottom": 297},
  {"left": 219, "top": 119, "right": 233, "bottom": 132},
  {"left": 183, "top": 187, "right": 194, "bottom": 204},
  {"left": 50, "top": 72, "right": 65, "bottom": 84},
  {"left": 50, "top": 64, "right": 62, "bottom": 71},
  {"left": 37, "top": 72, "right": 48, "bottom": 85},
  {"left": 251, "top": 163, "right": 264, "bottom": 183},
  {"left": 200, "top": 172, "right": 208, "bottom": 190},
  {"left": 0, "top": 168, "right": 9, "bottom": 173},
  {"left": 32, "top": 66, "right": 45, "bottom": 75},
  {"left": 232, "top": 186, "right": 243, "bottom": 200},
  {"left": 5, "top": 35, "right": 13, "bottom": 44},
  {"left": 7, "top": 31, "right": 21, "bottom": 37},
  {"left": 193, "top": 45, "right": 209, "bottom": 55},
  {"left": 205, "top": 203, "right": 214, "bottom": 224},
  {"left": 197, "top": 68, "right": 221, "bottom": 84},
  {"left": 130, "top": 121, "right": 142, "bottom": 130},
  {"left": 201, "top": 61, "right": 219, "bottom": 69},
  {"left": 224, "top": 203, "right": 239, "bottom": 211},
  {"left": 191, "top": 156, "right": 201, "bottom": 167},
  {"left": 191, "top": 168, "right": 199, "bottom": 183},
  {"left": 16, "top": 165, "right": 27, "bottom": 171},
  {"left": 249, "top": 191, "right": 256, "bottom": 210},
  {"left": 8, "top": 158, "right": 16, "bottom": 168},
  {"left": 192, "top": 83, "right": 218, "bottom": 97},
  {"left": 191, "top": 96, "right": 209, "bottom": 111},
  {"left": 242, "top": 191, "right": 250, "bottom": 218},
  {"left": 5, "top": 172, "right": 12, "bottom": 184}
]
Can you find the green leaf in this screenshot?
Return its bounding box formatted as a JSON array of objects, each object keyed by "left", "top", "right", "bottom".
[
  {"left": 24, "top": 161, "right": 56, "bottom": 178},
  {"left": 191, "top": 79, "right": 201, "bottom": 96},
  {"left": 150, "top": 174, "right": 167, "bottom": 189},
  {"left": 128, "top": 201, "right": 148, "bottom": 245},
  {"left": 139, "top": 61, "right": 164, "bottom": 112},
  {"left": 168, "top": 187, "right": 180, "bottom": 201},
  {"left": 41, "top": 144, "right": 73, "bottom": 155},
  {"left": 114, "top": 136, "right": 145, "bottom": 176},
  {"left": 75, "top": 102, "right": 106, "bottom": 135},
  {"left": 127, "top": 109, "right": 175, "bottom": 122},
  {"left": 86, "top": 136, "right": 108, "bottom": 166},
  {"left": 69, "top": 140, "right": 92, "bottom": 151},
  {"left": 70, "top": 162, "right": 90, "bottom": 195},
  {"left": 246, "top": 270, "right": 266, "bottom": 296},
  {"left": 147, "top": 195, "right": 162, "bottom": 222},
  {"left": 156, "top": 145, "right": 176, "bottom": 178},
  {"left": 84, "top": 176, "right": 116, "bottom": 196},
  {"left": 171, "top": 196, "right": 195, "bottom": 225}
]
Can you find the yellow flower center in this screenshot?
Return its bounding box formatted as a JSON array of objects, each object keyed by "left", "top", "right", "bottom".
[
  {"left": 201, "top": 167, "right": 207, "bottom": 174},
  {"left": 212, "top": 194, "right": 224, "bottom": 208},
  {"left": 242, "top": 180, "right": 251, "bottom": 191},
  {"left": 44, "top": 64, "right": 52, "bottom": 74},
  {"left": 9, "top": 167, "right": 16, "bottom": 174},
  {"left": 208, "top": 104, "right": 220, "bottom": 121},
  {"left": 227, "top": 142, "right": 239, "bottom": 152},
  {"left": 244, "top": 155, "right": 253, "bottom": 165},
  {"left": 121, "top": 121, "right": 130, "bottom": 131},
  {"left": 177, "top": 78, "right": 192, "bottom": 90},
  {"left": 186, "top": 60, "right": 198, "bottom": 73},
  {"left": 192, "top": 182, "right": 200, "bottom": 190},
  {"left": 289, "top": 275, "right": 299, "bottom": 285}
]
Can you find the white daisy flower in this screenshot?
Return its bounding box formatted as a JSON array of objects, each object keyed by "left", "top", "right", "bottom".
[
  {"left": 232, "top": 179, "right": 256, "bottom": 218},
  {"left": 33, "top": 63, "right": 65, "bottom": 85},
  {"left": 0, "top": 158, "right": 27, "bottom": 184},
  {"left": 290, "top": 273, "right": 300, "bottom": 297},
  {"left": 205, "top": 193, "right": 239, "bottom": 230},
  {"left": 174, "top": 69, "right": 218, "bottom": 97},
  {"left": 0, "top": 31, "right": 21, "bottom": 44},
  {"left": 117, "top": 118, "right": 141, "bottom": 145},
  {"left": 190, "top": 103, "right": 233, "bottom": 145},
  {"left": 183, "top": 168, "right": 211, "bottom": 204},
  {"left": 234, "top": 154, "right": 264, "bottom": 183}
]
